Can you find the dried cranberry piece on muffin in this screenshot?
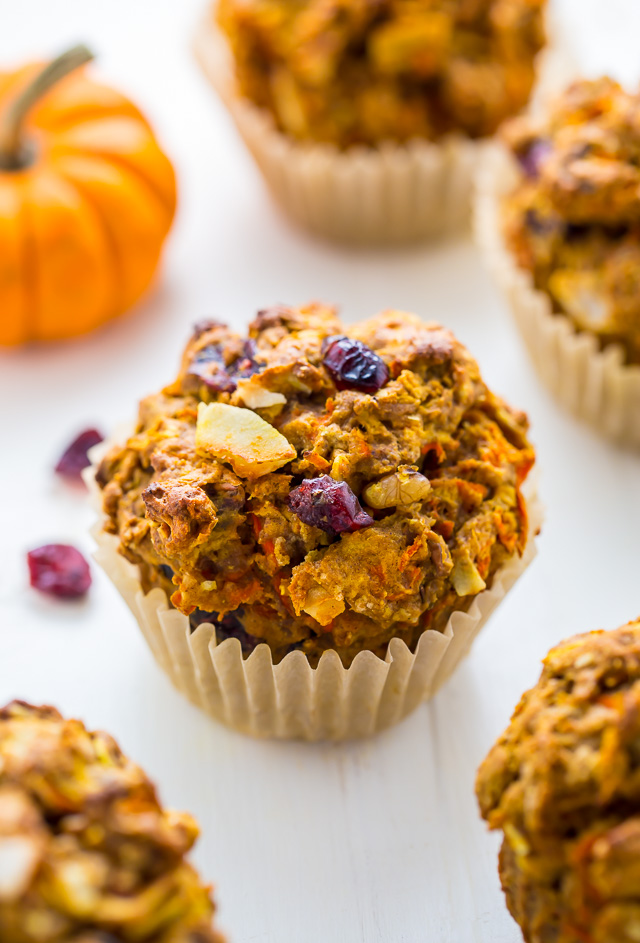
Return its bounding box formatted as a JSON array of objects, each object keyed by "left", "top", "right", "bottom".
[
  {"left": 97, "top": 302, "right": 534, "bottom": 667},
  {"left": 288, "top": 475, "right": 374, "bottom": 534},
  {"left": 476, "top": 619, "right": 640, "bottom": 943},
  {"left": 0, "top": 701, "right": 224, "bottom": 943},
  {"left": 216, "top": 0, "right": 548, "bottom": 146},
  {"left": 501, "top": 77, "right": 640, "bottom": 364},
  {"left": 322, "top": 336, "right": 389, "bottom": 393}
]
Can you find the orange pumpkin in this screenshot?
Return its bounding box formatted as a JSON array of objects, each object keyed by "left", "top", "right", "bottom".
[{"left": 0, "top": 45, "right": 177, "bottom": 345}]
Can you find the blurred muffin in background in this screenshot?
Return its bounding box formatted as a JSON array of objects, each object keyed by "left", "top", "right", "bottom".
[
  {"left": 476, "top": 77, "right": 640, "bottom": 446},
  {"left": 92, "top": 303, "right": 539, "bottom": 740},
  {"left": 476, "top": 619, "right": 640, "bottom": 943},
  {"left": 0, "top": 700, "right": 224, "bottom": 943},
  {"left": 196, "top": 0, "right": 549, "bottom": 244}
]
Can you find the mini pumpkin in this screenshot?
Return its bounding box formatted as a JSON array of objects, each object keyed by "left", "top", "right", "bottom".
[{"left": 0, "top": 45, "right": 177, "bottom": 345}]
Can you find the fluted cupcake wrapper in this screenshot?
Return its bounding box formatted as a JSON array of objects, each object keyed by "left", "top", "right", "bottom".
[
  {"left": 86, "top": 437, "right": 541, "bottom": 741},
  {"left": 475, "top": 144, "right": 640, "bottom": 449}
]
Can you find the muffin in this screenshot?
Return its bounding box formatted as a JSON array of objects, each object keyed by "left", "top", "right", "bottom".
[
  {"left": 476, "top": 619, "right": 640, "bottom": 943},
  {"left": 91, "top": 303, "right": 539, "bottom": 739},
  {"left": 195, "top": 0, "right": 549, "bottom": 244},
  {"left": 475, "top": 77, "right": 640, "bottom": 446},
  {"left": 0, "top": 700, "right": 224, "bottom": 943}
]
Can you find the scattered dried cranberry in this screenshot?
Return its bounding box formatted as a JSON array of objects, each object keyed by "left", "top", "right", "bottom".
[
  {"left": 517, "top": 138, "right": 551, "bottom": 179},
  {"left": 288, "top": 475, "right": 373, "bottom": 535},
  {"left": 55, "top": 429, "right": 104, "bottom": 481},
  {"left": 322, "top": 336, "right": 389, "bottom": 393},
  {"left": 27, "top": 544, "right": 91, "bottom": 599}
]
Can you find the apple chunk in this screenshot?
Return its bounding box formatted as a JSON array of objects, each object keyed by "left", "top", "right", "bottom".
[
  {"left": 235, "top": 376, "right": 286, "bottom": 410},
  {"left": 196, "top": 402, "right": 296, "bottom": 478}
]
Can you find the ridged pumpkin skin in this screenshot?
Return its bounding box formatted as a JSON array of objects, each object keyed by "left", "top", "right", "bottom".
[{"left": 0, "top": 61, "right": 176, "bottom": 345}]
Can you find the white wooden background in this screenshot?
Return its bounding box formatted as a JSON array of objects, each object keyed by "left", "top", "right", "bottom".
[{"left": 1, "top": 1, "right": 639, "bottom": 940}]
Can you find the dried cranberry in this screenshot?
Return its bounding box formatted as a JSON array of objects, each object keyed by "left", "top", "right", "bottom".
[
  {"left": 188, "top": 344, "right": 236, "bottom": 393},
  {"left": 232, "top": 339, "right": 260, "bottom": 381},
  {"left": 234, "top": 362, "right": 260, "bottom": 381},
  {"left": 189, "top": 609, "right": 259, "bottom": 656},
  {"left": 322, "top": 336, "right": 389, "bottom": 393},
  {"left": 188, "top": 340, "right": 261, "bottom": 392},
  {"left": 191, "top": 318, "right": 225, "bottom": 339},
  {"left": 524, "top": 209, "right": 561, "bottom": 238},
  {"left": 517, "top": 138, "right": 551, "bottom": 179},
  {"left": 55, "top": 429, "right": 103, "bottom": 481},
  {"left": 242, "top": 338, "right": 257, "bottom": 360},
  {"left": 27, "top": 545, "right": 91, "bottom": 599},
  {"left": 288, "top": 475, "right": 373, "bottom": 535}
]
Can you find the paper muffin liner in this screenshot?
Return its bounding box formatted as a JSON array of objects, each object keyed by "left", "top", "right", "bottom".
[
  {"left": 86, "top": 437, "right": 542, "bottom": 741},
  {"left": 475, "top": 144, "right": 640, "bottom": 448},
  {"left": 193, "top": 15, "right": 567, "bottom": 246}
]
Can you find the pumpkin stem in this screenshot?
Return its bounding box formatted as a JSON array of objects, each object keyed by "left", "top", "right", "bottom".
[{"left": 0, "top": 44, "right": 95, "bottom": 170}]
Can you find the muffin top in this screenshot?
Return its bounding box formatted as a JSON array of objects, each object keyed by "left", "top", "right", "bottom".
[
  {"left": 502, "top": 77, "right": 640, "bottom": 364},
  {"left": 217, "top": 0, "right": 547, "bottom": 146},
  {"left": 98, "top": 304, "right": 533, "bottom": 667},
  {"left": 0, "top": 701, "right": 222, "bottom": 943},
  {"left": 476, "top": 620, "right": 640, "bottom": 941}
]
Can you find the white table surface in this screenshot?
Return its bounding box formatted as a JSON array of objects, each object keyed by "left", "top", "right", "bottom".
[{"left": 1, "top": 1, "right": 640, "bottom": 940}]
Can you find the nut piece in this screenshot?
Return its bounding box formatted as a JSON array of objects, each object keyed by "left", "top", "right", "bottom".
[
  {"left": 196, "top": 402, "right": 296, "bottom": 477},
  {"left": 451, "top": 555, "right": 486, "bottom": 596},
  {"left": 302, "top": 584, "right": 346, "bottom": 626},
  {"left": 363, "top": 467, "right": 431, "bottom": 509},
  {"left": 0, "top": 835, "right": 43, "bottom": 902},
  {"left": 235, "top": 376, "right": 286, "bottom": 410}
]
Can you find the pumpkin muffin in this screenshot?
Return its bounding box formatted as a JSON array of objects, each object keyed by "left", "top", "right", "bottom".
[
  {"left": 0, "top": 700, "right": 224, "bottom": 943},
  {"left": 503, "top": 78, "right": 640, "bottom": 363},
  {"left": 475, "top": 77, "right": 640, "bottom": 445},
  {"left": 476, "top": 619, "right": 640, "bottom": 943},
  {"left": 195, "top": 0, "right": 549, "bottom": 243},
  {"left": 217, "top": 0, "right": 547, "bottom": 146},
  {"left": 96, "top": 303, "right": 535, "bottom": 670}
]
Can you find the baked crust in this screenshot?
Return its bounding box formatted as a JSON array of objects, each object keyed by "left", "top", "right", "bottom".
[
  {"left": 0, "top": 701, "right": 223, "bottom": 943},
  {"left": 216, "top": 0, "right": 547, "bottom": 146},
  {"left": 502, "top": 77, "right": 640, "bottom": 364},
  {"left": 98, "top": 304, "right": 533, "bottom": 667},
  {"left": 476, "top": 620, "right": 640, "bottom": 943}
]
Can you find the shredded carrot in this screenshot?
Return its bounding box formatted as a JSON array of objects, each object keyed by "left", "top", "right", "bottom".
[
  {"left": 399, "top": 536, "right": 422, "bottom": 572},
  {"left": 306, "top": 451, "right": 331, "bottom": 472},
  {"left": 516, "top": 489, "right": 529, "bottom": 554},
  {"left": 433, "top": 519, "right": 454, "bottom": 540},
  {"left": 370, "top": 564, "right": 386, "bottom": 584},
  {"left": 494, "top": 510, "right": 518, "bottom": 553},
  {"left": 250, "top": 513, "right": 263, "bottom": 538},
  {"left": 421, "top": 440, "right": 446, "bottom": 463}
]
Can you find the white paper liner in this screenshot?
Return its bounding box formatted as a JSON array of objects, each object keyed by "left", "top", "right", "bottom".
[
  {"left": 475, "top": 144, "right": 640, "bottom": 448},
  {"left": 86, "top": 437, "right": 541, "bottom": 741},
  {"left": 193, "top": 15, "right": 566, "bottom": 246}
]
